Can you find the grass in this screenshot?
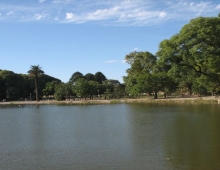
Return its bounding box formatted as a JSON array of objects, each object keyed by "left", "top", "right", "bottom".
[{"left": 110, "top": 100, "right": 121, "bottom": 104}]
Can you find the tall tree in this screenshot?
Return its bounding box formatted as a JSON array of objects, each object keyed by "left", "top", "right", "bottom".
[
  {"left": 84, "top": 73, "right": 95, "bottom": 81},
  {"left": 27, "top": 65, "right": 44, "bottom": 101},
  {"left": 69, "top": 71, "right": 84, "bottom": 84},
  {"left": 124, "top": 51, "right": 157, "bottom": 97},
  {"left": 94, "top": 72, "right": 107, "bottom": 84},
  {"left": 157, "top": 15, "right": 220, "bottom": 94}
]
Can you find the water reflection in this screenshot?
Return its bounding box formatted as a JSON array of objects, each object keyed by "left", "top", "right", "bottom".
[
  {"left": 0, "top": 104, "right": 219, "bottom": 170},
  {"left": 164, "top": 105, "right": 220, "bottom": 170}
]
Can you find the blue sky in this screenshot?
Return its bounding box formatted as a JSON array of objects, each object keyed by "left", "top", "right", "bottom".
[{"left": 0, "top": 0, "right": 219, "bottom": 83}]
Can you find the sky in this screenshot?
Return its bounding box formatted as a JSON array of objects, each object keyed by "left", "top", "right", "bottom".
[{"left": 0, "top": 0, "right": 219, "bottom": 83}]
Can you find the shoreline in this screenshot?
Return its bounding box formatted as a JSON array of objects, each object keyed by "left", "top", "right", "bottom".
[{"left": 0, "top": 96, "right": 219, "bottom": 105}]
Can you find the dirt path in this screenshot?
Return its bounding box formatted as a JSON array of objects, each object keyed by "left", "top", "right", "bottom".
[{"left": 0, "top": 96, "right": 219, "bottom": 105}]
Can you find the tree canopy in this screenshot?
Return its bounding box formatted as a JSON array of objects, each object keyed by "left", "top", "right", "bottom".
[
  {"left": 157, "top": 15, "right": 220, "bottom": 95},
  {"left": 94, "top": 72, "right": 107, "bottom": 84},
  {"left": 69, "top": 71, "right": 84, "bottom": 84}
]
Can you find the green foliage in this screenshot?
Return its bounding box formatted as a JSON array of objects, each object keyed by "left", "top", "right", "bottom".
[
  {"left": 74, "top": 78, "right": 90, "bottom": 98},
  {"left": 125, "top": 51, "right": 157, "bottom": 75},
  {"left": 84, "top": 73, "right": 95, "bottom": 81},
  {"left": 69, "top": 71, "right": 84, "bottom": 84},
  {"left": 0, "top": 70, "right": 28, "bottom": 100},
  {"left": 88, "top": 81, "right": 99, "bottom": 99},
  {"left": 123, "top": 76, "right": 140, "bottom": 97},
  {"left": 0, "top": 77, "right": 6, "bottom": 100},
  {"left": 42, "top": 81, "right": 60, "bottom": 96},
  {"left": 54, "top": 82, "right": 73, "bottom": 101},
  {"left": 54, "top": 83, "right": 66, "bottom": 101},
  {"left": 0, "top": 68, "right": 61, "bottom": 101},
  {"left": 94, "top": 72, "right": 107, "bottom": 84},
  {"left": 124, "top": 51, "right": 175, "bottom": 99},
  {"left": 157, "top": 15, "right": 220, "bottom": 96}
]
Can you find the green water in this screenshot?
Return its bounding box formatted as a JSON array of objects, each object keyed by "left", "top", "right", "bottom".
[{"left": 0, "top": 104, "right": 219, "bottom": 170}]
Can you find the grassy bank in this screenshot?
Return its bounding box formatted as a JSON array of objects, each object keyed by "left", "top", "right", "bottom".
[{"left": 0, "top": 96, "right": 219, "bottom": 105}]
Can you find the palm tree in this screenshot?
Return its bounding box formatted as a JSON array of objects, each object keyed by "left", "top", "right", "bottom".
[{"left": 27, "top": 65, "right": 44, "bottom": 101}]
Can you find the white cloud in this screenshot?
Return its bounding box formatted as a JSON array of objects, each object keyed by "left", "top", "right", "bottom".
[
  {"left": 87, "top": 6, "right": 120, "bottom": 20},
  {"left": 7, "top": 11, "right": 14, "bottom": 16},
  {"left": 190, "top": 2, "right": 194, "bottom": 6},
  {"left": 66, "top": 13, "right": 75, "bottom": 19},
  {"left": 122, "top": 60, "right": 127, "bottom": 63},
  {"left": 54, "top": 17, "right": 59, "bottom": 20},
  {"left": 133, "top": 47, "right": 138, "bottom": 51},
  {"left": 52, "top": 0, "right": 61, "bottom": 3},
  {"left": 104, "top": 60, "right": 118, "bottom": 63},
  {"left": 34, "top": 13, "right": 47, "bottom": 20},
  {"left": 0, "top": 0, "right": 219, "bottom": 25},
  {"left": 159, "top": 12, "right": 166, "bottom": 18}
]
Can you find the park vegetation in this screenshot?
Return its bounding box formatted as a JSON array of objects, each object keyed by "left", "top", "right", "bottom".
[{"left": 0, "top": 14, "right": 219, "bottom": 101}]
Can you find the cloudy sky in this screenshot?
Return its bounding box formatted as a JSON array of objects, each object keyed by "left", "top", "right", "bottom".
[{"left": 0, "top": 0, "right": 219, "bottom": 82}]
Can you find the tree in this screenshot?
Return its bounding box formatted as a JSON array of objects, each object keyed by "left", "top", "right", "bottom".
[
  {"left": 54, "top": 82, "right": 74, "bottom": 101},
  {"left": 123, "top": 76, "right": 140, "bottom": 97},
  {"left": 125, "top": 51, "right": 157, "bottom": 75},
  {"left": 74, "top": 78, "right": 90, "bottom": 99},
  {"left": 42, "top": 81, "right": 59, "bottom": 96},
  {"left": 157, "top": 15, "right": 220, "bottom": 94},
  {"left": 27, "top": 65, "right": 44, "bottom": 101},
  {"left": 84, "top": 73, "right": 95, "bottom": 81},
  {"left": 94, "top": 72, "right": 107, "bottom": 84},
  {"left": 88, "top": 81, "right": 99, "bottom": 99},
  {"left": 54, "top": 83, "right": 66, "bottom": 101},
  {"left": 0, "top": 70, "right": 26, "bottom": 100},
  {"left": 136, "top": 72, "right": 174, "bottom": 99},
  {"left": 0, "top": 77, "right": 6, "bottom": 100},
  {"left": 124, "top": 51, "right": 158, "bottom": 97},
  {"left": 69, "top": 71, "right": 84, "bottom": 84}
]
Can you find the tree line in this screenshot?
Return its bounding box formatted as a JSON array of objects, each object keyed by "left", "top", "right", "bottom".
[
  {"left": 0, "top": 66, "right": 125, "bottom": 101},
  {"left": 0, "top": 14, "right": 219, "bottom": 101},
  {"left": 0, "top": 66, "right": 61, "bottom": 101},
  {"left": 51, "top": 71, "right": 125, "bottom": 101},
  {"left": 124, "top": 14, "right": 220, "bottom": 98}
]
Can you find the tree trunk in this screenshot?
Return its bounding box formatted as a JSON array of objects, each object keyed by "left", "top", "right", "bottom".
[
  {"left": 154, "top": 91, "right": 158, "bottom": 99},
  {"left": 164, "top": 93, "right": 167, "bottom": 98},
  {"left": 35, "top": 77, "right": 39, "bottom": 101}
]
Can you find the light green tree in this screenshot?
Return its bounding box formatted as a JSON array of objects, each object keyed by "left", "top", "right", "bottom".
[
  {"left": 157, "top": 15, "right": 220, "bottom": 95},
  {"left": 74, "top": 78, "right": 90, "bottom": 99}
]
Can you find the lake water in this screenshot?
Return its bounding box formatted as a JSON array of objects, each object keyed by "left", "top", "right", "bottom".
[{"left": 0, "top": 103, "right": 220, "bottom": 170}]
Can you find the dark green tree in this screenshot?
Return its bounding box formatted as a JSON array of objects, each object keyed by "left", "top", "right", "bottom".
[
  {"left": 94, "top": 72, "right": 107, "bottom": 84},
  {"left": 69, "top": 71, "right": 84, "bottom": 84},
  {"left": 0, "top": 70, "right": 26, "bottom": 100},
  {"left": 84, "top": 73, "right": 95, "bottom": 81},
  {"left": 0, "top": 77, "right": 6, "bottom": 100}
]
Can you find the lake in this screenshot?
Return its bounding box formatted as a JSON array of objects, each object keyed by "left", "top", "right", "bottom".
[{"left": 0, "top": 103, "right": 220, "bottom": 170}]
